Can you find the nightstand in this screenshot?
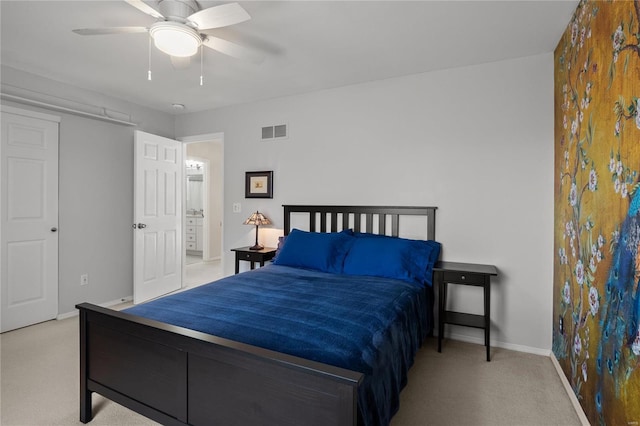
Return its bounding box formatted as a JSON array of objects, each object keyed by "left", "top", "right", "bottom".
[
  {"left": 231, "top": 247, "right": 277, "bottom": 274},
  {"left": 434, "top": 261, "right": 498, "bottom": 361}
]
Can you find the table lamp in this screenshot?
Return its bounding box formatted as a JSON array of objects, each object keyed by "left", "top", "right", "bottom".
[{"left": 244, "top": 211, "right": 271, "bottom": 250}]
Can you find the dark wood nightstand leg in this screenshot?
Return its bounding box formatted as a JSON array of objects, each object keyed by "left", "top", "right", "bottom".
[
  {"left": 485, "top": 277, "right": 491, "bottom": 362},
  {"left": 235, "top": 257, "right": 240, "bottom": 274},
  {"left": 250, "top": 261, "right": 255, "bottom": 270},
  {"left": 437, "top": 272, "right": 445, "bottom": 353}
]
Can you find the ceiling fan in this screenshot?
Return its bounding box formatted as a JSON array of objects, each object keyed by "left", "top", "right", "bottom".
[{"left": 73, "top": 0, "right": 263, "bottom": 64}]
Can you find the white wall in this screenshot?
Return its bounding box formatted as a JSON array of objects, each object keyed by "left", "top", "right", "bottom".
[
  {"left": 1, "top": 66, "right": 175, "bottom": 315},
  {"left": 175, "top": 53, "right": 555, "bottom": 353},
  {"left": 1, "top": 53, "right": 555, "bottom": 351}
]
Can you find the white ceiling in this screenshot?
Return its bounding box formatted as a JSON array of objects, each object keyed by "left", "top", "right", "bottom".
[{"left": 1, "top": 0, "right": 578, "bottom": 115}]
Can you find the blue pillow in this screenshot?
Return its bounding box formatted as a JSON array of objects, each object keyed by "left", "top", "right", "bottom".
[
  {"left": 354, "top": 233, "right": 441, "bottom": 269},
  {"left": 273, "top": 229, "right": 354, "bottom": 273},
  {"left": 343, "top": 234, "right": 441, "bottom": 286}
]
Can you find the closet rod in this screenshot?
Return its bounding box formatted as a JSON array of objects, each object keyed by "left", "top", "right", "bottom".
[{"left": 0, "top": 93, "right": 137, "bottom": 127}]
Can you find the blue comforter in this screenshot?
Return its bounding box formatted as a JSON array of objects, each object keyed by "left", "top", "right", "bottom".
[{"left": 125, "top": 264, "right": 430, "bottom": 426}]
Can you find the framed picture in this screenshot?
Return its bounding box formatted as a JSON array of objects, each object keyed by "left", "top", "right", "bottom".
[{"left": 245, "top": 171, "right": 273, "bottom": 198}]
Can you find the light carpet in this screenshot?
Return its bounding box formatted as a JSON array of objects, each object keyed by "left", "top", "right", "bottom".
[{"left": 0, "top": 316, "right": 582, "bottom": 426}]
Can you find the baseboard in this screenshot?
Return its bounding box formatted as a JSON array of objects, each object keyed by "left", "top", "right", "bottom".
[
  {"left": 550, "top": 352, "right": 590, "bottom": 426},
  {"left": 444, "top": 331, "right": 551, "bottom": 356},
  {"left": 56, "top": 296, "right": 133, "bottom": 320}
]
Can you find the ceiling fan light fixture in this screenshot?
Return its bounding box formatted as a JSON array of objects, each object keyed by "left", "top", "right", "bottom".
[{"left": 149, "top": 22, "right": 201, "bottom": 57}]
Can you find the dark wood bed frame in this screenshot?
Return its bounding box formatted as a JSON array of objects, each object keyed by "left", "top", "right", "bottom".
[{"left": 77, "top": 205, "right": 437, "bottom": 426}]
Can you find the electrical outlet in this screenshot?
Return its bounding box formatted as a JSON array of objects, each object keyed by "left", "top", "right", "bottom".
[
  {"left": 81, "top": 274, "right": 89, "bottom": 286},
  {"left": 233, "top": 203, "right": 241, "bottom": 213}
]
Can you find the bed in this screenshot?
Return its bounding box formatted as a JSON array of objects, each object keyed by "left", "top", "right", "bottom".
[{"left": 77, "top": 205, "right": 438, "bottom": 426}]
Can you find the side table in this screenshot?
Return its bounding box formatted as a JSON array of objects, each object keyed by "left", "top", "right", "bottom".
[
  {"left": 231, "top": 247, "right": 277, "bottom": 274},
  {"left": 434, "top": 260, "right": 498, "bottom": 361}
]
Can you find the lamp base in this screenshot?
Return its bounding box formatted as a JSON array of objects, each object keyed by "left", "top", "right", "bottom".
[{"left": 249, "top": 244, "right": 264, "bottom": 251}]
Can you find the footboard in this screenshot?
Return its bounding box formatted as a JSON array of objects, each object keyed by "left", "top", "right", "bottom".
[{"left": 77, "top": 303, "right": 362, "bottom": 426}]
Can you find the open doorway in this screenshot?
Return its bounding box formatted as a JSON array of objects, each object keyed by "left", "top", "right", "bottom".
[
  {"left": 180, "top": 133, "right": 224, "bottom": 288},
  {"left": 185, "top": 158, "right": 208, "bottom": 262}
]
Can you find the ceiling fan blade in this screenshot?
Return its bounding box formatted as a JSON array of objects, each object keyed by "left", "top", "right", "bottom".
[
  {"left": 202, "top": 36, "right": 264, "bottom": 64},
  {"left": 72, "top": 27, "right": 149, "bottom": 36},
  {"left": 170, "top": 56, "right": 191, "bottom": 69},
  {"left": 188, "top": 3, "right": 250, "bottom": 30},
  {"left": 124, "top": 0, "right": 164, "bottom": 19}
]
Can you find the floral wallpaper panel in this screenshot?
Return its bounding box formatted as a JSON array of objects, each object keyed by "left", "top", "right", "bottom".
[{"left": 554, "top": 1, "right": 640, "bottom": 425}]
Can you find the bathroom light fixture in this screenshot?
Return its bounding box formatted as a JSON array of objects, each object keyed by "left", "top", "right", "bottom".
[
  {"left": 186, "top": 160, "right": 203, "bottom": 170},
  {"left": 149, "top": 22, "right": 201, "bottom": 57}
]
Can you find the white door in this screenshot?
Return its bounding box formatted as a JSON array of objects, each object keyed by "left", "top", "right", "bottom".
[
  {"left": 133, "top": 131, "right": 182, "bottom": 304},
  {"left": 1, "top": 107, "right": 59, "bottom": 332}
]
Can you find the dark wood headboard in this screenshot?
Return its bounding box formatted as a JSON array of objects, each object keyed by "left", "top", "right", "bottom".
[{"left": 283, "top": 205, "right": 437, "bottom": 240}]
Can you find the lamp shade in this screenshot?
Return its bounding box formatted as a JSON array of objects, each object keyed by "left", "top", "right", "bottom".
[
  {"left": 149, "top": 22, "right": 201, "bottom": 57},
  {"left": 244, "top": 211, "right": 271, "bottom": 226}
]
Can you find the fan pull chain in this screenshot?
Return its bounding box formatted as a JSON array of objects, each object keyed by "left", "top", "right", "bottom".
[
  {"left": 200, "top": 46, "right": 204, "bottom": 86},
  {"left": 147, "top": 35, "right": 152, "bottom": 81}
]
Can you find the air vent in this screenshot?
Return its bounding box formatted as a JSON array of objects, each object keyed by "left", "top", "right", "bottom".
[{"left": 261, "top": 124, "right": 288, "bottom": 141}]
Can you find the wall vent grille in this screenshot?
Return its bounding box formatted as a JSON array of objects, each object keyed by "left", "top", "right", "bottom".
[{"left": 261, "top": 124, "right": 288, "bottom": 141}]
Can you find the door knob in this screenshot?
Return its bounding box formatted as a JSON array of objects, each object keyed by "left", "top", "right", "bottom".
[
  {"left": 137, "top": 223, "right": 147, "bottom": 229},
  {"left": 51, "top": 227, "right": 58, "bottom": 232}
]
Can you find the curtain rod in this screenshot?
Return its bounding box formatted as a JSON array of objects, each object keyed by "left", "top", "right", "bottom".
[{"left": 0, "top": 93, "right": 137, "bottom": 127}]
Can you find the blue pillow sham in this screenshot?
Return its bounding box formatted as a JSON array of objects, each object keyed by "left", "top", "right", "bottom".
[
  {"left": 274, "top": 230, "right": 441, "bottom": 287},
  {"left": 273, "top": 229, "right": 354, "bottom": 273},
  {"left": 345, "top": 233, "right": 441, "bottom": 287}
]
